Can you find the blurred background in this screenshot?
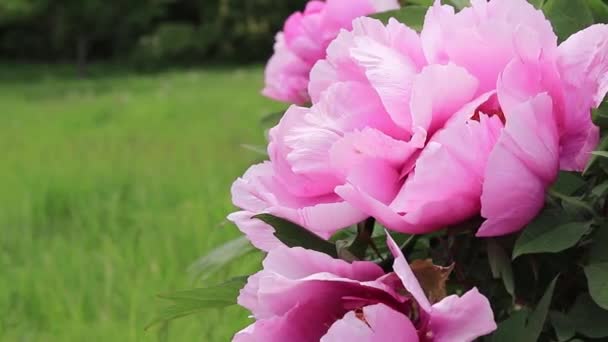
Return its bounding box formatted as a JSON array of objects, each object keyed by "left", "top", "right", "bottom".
[{"left": 0, "top": 0, "right": 306, "bottom": 341}]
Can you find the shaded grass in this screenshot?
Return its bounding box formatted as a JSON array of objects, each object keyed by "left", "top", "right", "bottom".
[{"left": 0, "top": 65, "right": 284, "bottom": 341}]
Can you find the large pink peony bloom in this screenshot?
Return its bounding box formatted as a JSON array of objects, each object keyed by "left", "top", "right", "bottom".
[
  {"left": 233, "top": 235, "right": 496, "bottom": 341},
  {"left": 262, "top": 0, "right": 399, "bottom": 104},
  {"left": 233, "top": 0, "right": 607, "bottom": 245}
]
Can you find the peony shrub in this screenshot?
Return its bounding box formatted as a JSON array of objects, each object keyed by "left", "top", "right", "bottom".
[{"left": 152, "top": 1, "right": 608, "bottom": 341}]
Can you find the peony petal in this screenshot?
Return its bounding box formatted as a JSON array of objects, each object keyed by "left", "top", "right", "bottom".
[
  {"left": 429, "top": 288, "right": 497, "bottom": 342},
  {"left": 321, "top": 303, "right": 419, "bottom": 342},
  {"left": 386, "top": 233, "right": 432, "bottom": 312},
  {"left": 349, "top": 17, "right": 425, "bottom": 130},
  {"left": 557, "top": 24, "right": 607, "bottom": 171},
  {"left": 233, "top": 301, "right": 342, "bottom": 342},
  {"left": 410, "top": 63, "right": 479, "bottom": 140},
  {"left": 422, "top": 0, "right": 556, "bottom": 93},
  {"left": 391, "top": 114, "right": 503, "bottom": 230},
  {"left": 262, "top": 34, "right": 311, "bottom": 104},
  {"left": 478, "top": 93, "right": 559, "bottom": 237},
  {"left": 227, "top": 211, "right": 281, "bottom": 252}
]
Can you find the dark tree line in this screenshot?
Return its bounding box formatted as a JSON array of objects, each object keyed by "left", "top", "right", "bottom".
[{"left": 0, "top": 0, "right": 307, "bottom": 72}]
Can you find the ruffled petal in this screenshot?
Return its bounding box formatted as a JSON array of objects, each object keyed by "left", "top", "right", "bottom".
[
  {"left": 478, "top": 93, "right": 559, "bottom": 237},
  {"left": 429, "top": 288, "right": 497, "bottom": 342},
  {"left": 321, "top": 304, "right": 418, "bottom": 342}
]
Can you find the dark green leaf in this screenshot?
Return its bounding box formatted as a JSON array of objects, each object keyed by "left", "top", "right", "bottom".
[
  {"left": 188, "top": 236, "right": 255, "bottom": 281},
  {"left": 147, "top": 276, "right": 247, "bottom": 330},
  {"left": 568, "top": 293, "right": 608, "bottom": 338},
  {"left": 449, "top": 0, "right": 470, "bottom": 9},
  {"left": 254, "top": 214, "right": 338, "bottom": 258},
  {"left": 489, "top": 278, "right": 558, "bottom": 342},
  {"left": 543, "top": 0, "right": 594, "bottom": 42},
  {"left": 512, "top": 209, "right": 590, "bottom": 259},
  {"left": 487, "top": 240, "right": 514, "bottom": 296},
  {"left": 592, "top": 182, "right": 608, "bottom": 198},
  {"left": 488, "top": 310, "right": 530, "bottom": 342},
  {"left": 529, "top": 0, "right": 545, "bottom": 9},
  {"left": 551, "top": 171, "right": 586, "bottom": 195},
  {"left": 584, "top": 136, "right": 608, "bottom": 175},
  {"left": 585, "top": 225, "right": 608, "bottom": 309},
  {"left": 526, "top": 277, "right": 559, "bottom": 342},
  {"left": 591, "top": 151, "right": 608, "bottom": 159},
  {"left": 550, "top": 311, "right": 575, "bottom": 341},
  {"left": 587, "top": 0, "right": 608, "bottom": 23},
  {"left": 260, "top": 110, "right": 286, "bottom": 127},
  {"left": 370, "top": 6, "right": 428, "bottom": 31},
  {"left": 593, "top": 101, "right": 608, "bottom": 128},
  {"left": 406, "top": 0, "right": 433, "bottom": 5},
  {"left": 548, "top": 189, "right": 596, "bottom": 217}
]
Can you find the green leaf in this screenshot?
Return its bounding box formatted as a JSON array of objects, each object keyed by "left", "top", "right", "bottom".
[
  {"left": 405, "top": 0, "right": 433, "bottom": 5},
  {"left": 488, "top": 310, "right": 530, "bottom": 342},
  {"left": 551, "top": 171, "right": 586, "bottom": 195},
  {"left": 449, "top": 0, "right": 470, "bottom": 9},
  {"left": 568, "top": 293, "right": 608, "bottom": 338},
  {"left": 260, "top": 110, "right": 286, "bottom": 128},
  {"left": 370, "top": 6, "right": 428, "bottom": 31},
  {"left": 526, "top": 277, "right": 559, "bottom": 342},
  {"left": 487, "top": 239, "right": 515, "bottom": 296},
  {"left": 254, "top": 214, "right": 338, "bottom": 258},
  {"left": 489, "top": 278, "right": 558, "bottom": 342},
  {"left": 593, "top": 100, "right": 608, "bottom": 128},
  {"left": 587, "top": 0, "right": 608, "bottom": 23},
  {"left": 584, "top": 135, "right": 608, "bottom": 175},
  {"left": 512, "top": 209, "right": 590, "bottom": 259},
  {"left": 550, "top": 311, "right": 575, "bottom": 342},
  {"left": 591, "top": 151, "right": 608, "bottom": 159},
  {"left": 585, "top": 225, "right": 608, "bottom": 309},
  {"left": 529, "top": 0, "right": 546, "bottom": 9},
  {"left": 188, "top": 236, "right": 255, "bottom": 281},
  {"left": 147, "top": 276, "right": 247, "bottom": 330},
  {"left": 543, "top": 0, "right": 594, "bottom": 42}
]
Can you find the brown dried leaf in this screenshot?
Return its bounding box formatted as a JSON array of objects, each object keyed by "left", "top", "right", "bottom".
[{"left": 410, "top": 259, "right": 455, "bottom": 304}]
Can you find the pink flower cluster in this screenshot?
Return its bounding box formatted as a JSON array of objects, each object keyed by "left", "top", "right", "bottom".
[
  {"left": 263, "top": 0, "right": 400, "bottom": 104},
  {"left": 232, "top": 0, "right": 606, "bottom": 249},
  {"left": 230, "top": 0, "right": 608, "bottom": 340},
  {"left": 234, "top": 235, "right": 496, "bottom": 341}
]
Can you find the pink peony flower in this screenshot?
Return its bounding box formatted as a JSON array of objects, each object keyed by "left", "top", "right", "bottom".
[
  {"left": 262, "top": 0, "right": 400, "bottom": 104},
  {"left": 233, "top": 235, "right": 496, "bottom": 341},
  {"left": 332, "top": 0, "right": 606, "bottom": 237},
  {"left": 233, "top": 0, "right": 607, "bottom": 245}
]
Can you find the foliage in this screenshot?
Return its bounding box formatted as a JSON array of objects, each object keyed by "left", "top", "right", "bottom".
[
  {"left": 0, "top": 0, "right": 308, "bottom": 67},
  {"left": 165, "top": 1, "right": 608, "bottom": 341}
]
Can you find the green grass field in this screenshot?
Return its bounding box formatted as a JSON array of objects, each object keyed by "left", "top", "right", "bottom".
[{"left": 0, "top": 65, "right": 283, "bottom": 341}]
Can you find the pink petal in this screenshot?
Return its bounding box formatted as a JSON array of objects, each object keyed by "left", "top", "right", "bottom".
[
  {"left": 421, "top": 0, "right": 557, "bottom": 93},
  {"left": 349, "top": 17, "right": 425, "bottom": 130},
  {"left": 478, "top": 93, "right": 559, "bottom": 237},
  {"left": 238, "top": 246, "right": 385, "bottom": 318},
  {"left": 329, "top": 127, "right": 420, "bottom": 179},
  {"left": 233, "top": 301, "right": 342, "bottom": 342},
  {"left": 557, "top": 24, "right": 607, "bottom": 170},
  {"left": 227, "top": 211, "right": 281, "bottom": 252},
  {"left": 386, "top": 233, "right": 432, "bottom": 312},
  {"left": 262, "top": 34, "right": 311, "bottom": 104},
  {"left": 410, "top": 63, "right": 479, "bottom": 140},
  {"left": 321, "top": 304, "right": 418, "bottom": 342},
  {"left": 391, "top": 114, "right": 503, "bottom": 230},
  {"left": 429, "top": 288, "right": 497, "bottom": 342}
]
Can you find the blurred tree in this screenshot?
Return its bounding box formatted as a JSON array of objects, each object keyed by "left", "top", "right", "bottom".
[{"left": 49, "top": 0, "right": 166, "bottom": 76}]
